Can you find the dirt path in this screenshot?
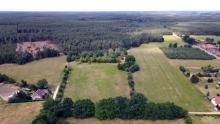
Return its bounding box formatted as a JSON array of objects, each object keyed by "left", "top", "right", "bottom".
[{"left": 53, "top": 83, "right": 60, "bottom": 100}]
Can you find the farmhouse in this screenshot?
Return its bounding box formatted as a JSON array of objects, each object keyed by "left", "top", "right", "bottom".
[
  {"left": 0, "top": 83, "right": 20, "bottom": 101},
  {"left": 211, "top": 96, "right": 220, "bottom": 107},
  {"left": 31, "top": 89, "right": 49, "bottom": 101}
]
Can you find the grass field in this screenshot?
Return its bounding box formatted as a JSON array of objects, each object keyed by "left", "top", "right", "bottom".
[
  {"left": 0, "top": 56, "right": 66, "bottom": 90},
  {"left": 64, "top": 63, "right": 130, "bottom": 102},
  {"left": 128, "top": 44, "right": 211, "bottom": 111},
  {"left": 58, "top": 118, "right": 184, "bottom": 124},
  {"left": 191, "top": 35, "right": 220, "bottom": 43},
  {"left": 0, "top": 102, "right": 42, "bottom": 124},
  {"left": 162, "top": 35, "right": 185, "bottom": 47}
]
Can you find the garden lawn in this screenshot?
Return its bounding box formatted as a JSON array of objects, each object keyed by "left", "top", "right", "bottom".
[
  {"left": 64, "top": 63, "right": 130, "bottom": 102},
  {"left": 129, "top": 44, "right": 211, "bottom": 111},
  {"left": 0, "top": 56, "right": 66, "bottom": 90}
]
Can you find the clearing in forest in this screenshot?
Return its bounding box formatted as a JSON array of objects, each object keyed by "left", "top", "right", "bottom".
[
  {"left": 64, "top": 63, "right": 129, "bottom": 102},
  {"left": 0, "top": 56, "right": 66, "bottom": 90},
  {"left": 129, "top": 44, "right": 211, "bottom": 111}
]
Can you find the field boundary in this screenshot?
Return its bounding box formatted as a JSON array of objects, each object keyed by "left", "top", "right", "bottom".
[{"left": 189, "top": 112, "right": 220, "bottom": 116}]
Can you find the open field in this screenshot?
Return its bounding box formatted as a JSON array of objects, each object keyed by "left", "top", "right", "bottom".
[
  {"left": 58, "top": 118, "right": 184, "bottom": 124},
  {"left": 0, "top": 102, "right": 42, "bottom": 124},
  {"left": 64, "top": 63, "right": 129, "bottom": 102},
  {"left": 128, "top": 44, "right": 211, "bottom": 111},
  {"left": 191, "top": 35, "right": 220, "bottom": 43},
  {"left": 0, "top": 56, "right": 66, "bottom": 90},
  {"left": 162, "top": 35, "right": 185, "bottom": 47}
]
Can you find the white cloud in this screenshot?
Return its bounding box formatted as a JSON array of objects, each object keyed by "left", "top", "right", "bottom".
[{"left": 0, "top": 0, "right": 220, "bottom": 11}]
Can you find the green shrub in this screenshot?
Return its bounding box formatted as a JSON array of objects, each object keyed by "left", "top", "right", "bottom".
[
  {"left": 73, "top": 99, "right": 95, "bottom": 118},
  {"left": 190, "top": 75, "right": 199, "bottom": 83},
  {"left": 95, "top": 98, "right": 116, "bottom": 120}
]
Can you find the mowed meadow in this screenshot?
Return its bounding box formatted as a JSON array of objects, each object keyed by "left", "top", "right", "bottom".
[
  {"left": 0, "top": 56, "right": 66, "bottom": 90},
  {"left": 128, "top": 44, "right": 211, "bottom": 111},
  {"left": 64, "top": 63, "right": 130, "bottom": 101}
]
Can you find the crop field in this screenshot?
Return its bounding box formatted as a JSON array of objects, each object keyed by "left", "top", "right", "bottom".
[
  {"left": 0, "top": 56, "right": 66, "bottom": 90},
  {"left": 0, "top": 102, "right": 42, "bottom": 124},
  {"left": 58, "top": 118, "right": 184, "bottom": 124},
  {"left": 191, "top": 35, "right": 220, "bottom": 43},
  {"left": 64, "top": 63, "right": 130, "bottom": 102},
  {"left": 161, "top": 48, "right": 215, "bottom": 60},
  {"left": 128, "top": 44, "right": 211, "bottom": 111}
]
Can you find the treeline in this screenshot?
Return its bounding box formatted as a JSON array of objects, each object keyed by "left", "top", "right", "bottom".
[
  {"left": 0, "top": 45, "right": 60, "bottom": 64},
  {"left": 32, "top": 93, "right": 187, "bottom": 124},
  {"left": 0, "top": 13, "right": 165, "bottom": 64},
  {"left": 67, "top": 49, "right": 125, "bottom": 63}
]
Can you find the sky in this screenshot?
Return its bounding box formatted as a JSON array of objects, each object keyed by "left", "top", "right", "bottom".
[{"left": 0, "top": 0, "right": 220, "bottom": 11}]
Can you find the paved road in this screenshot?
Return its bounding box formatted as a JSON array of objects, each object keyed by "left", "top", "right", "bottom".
[{"left": 189, "top": 112, "right": 220, "bottom": 116}]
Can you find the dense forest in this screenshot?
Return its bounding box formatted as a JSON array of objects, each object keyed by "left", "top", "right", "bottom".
[{"left": 1, "top": 12, "right": 220, "bottom": 64}]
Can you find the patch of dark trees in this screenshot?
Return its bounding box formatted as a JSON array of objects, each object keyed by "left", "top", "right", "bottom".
[
  {"left": 0, "top": 45, "right": 60, "bottom": 65},
  {"left": 0, "top": 73, "right": 16, "bottom": 84},
  {"left": 118, "top": 55, "right": 140, "bottom": 73},
  {"left": 32, "top": 93, "right": 188, "bottom": 124}
]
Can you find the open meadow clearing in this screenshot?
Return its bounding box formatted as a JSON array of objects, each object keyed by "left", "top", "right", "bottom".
[
  {"left": 0, "top": 56, "right": 66, "bottom": 90},
  {"left": 64, "top": 63, "right": 130, "bottom": 102},
  {"left": 0, "top": 102, "right": 42, "bottom": 124},
  {"left": 128, "top": 44, "right": 211, "bottom": 111}
]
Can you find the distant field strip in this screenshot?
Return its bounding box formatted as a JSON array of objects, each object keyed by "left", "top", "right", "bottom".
[
  {"left": 129, "top": 45, "right": 211, "bottom": 111},
  {"left": 64, "top": 63, "right": 129, "bottom": 102}
]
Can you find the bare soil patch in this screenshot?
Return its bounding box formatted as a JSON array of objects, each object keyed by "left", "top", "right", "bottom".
[{"left": 16, "top": 40, "right": 60, "bottom": 56}]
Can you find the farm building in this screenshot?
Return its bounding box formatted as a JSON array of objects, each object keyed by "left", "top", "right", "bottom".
[
  {"left": 0, "top": 83, "right": 20, "bottom": 101},
  {"left": 31, "top": 89, "right": 49, "bottom": 101},
  {"left": 211, "top": 96, "right": 220, "bottom": 107}
]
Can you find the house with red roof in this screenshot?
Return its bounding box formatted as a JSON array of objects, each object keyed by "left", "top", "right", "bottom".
[{"left": 211, "top": 96, "right": 220, "bottom": 107}]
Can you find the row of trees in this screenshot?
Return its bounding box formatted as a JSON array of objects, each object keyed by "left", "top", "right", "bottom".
[
  {"left": 33, "top": 92, "right": 187, "bottom": 124},
  {"left": 56, "top": 66, "right": 71, "bottom": 102}
]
